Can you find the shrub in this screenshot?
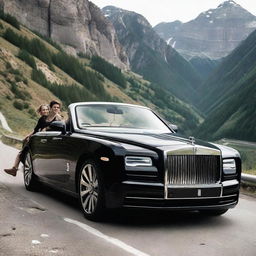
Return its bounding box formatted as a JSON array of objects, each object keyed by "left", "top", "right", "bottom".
[
  {"left": 10, "top": 81, "right": 32, "bottom": 100},
  {"left": 5, "top": 95, "right": 12, "bottom": 100},
  {"left": 13, "top": 100, "right": 24, "bottom": 110},
  {"left": 4, "top": 29, "right": 54, "bottom": 69},
  {"left": 77, "top": 52, "right": 88, "bottom": 58},
  {"left": 18, "top": 49, "right": 36, "bottom": 69},
  {"left": 52, "top": 52, "right": 108, "bottom": 99},
  {"left": 23, "top": 78, "right": 28, "bottom": 85},
  {"left": 90, "top": 56, "right": 127, "bottom": 88},
  {"left": 28, "top": 108, "right": 37, "bottom": 119},
  {"left": 32, "top": 30, "right": 63, "bottom": 51},
  {"left": 23, "top": 102, "right": 29, "bottom": 109},
  {"left": 31, "top": 68, "right": 97, "bottom": 106},
  {"left": 5, "top": 62, "right": 12, "bottom": 70},
  {"left": 9, "top": 68, "right": 21, "bottom": 76},
  {"left": 15, "top": 75, "right": 22, "bottom": 82},
  {"left": 0, "top": 10, "right": 20, "bottom": 30}
]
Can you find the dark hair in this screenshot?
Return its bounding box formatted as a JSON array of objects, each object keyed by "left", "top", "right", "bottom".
[{"left": 49, "top": 100, "right": 61, "bottom": 108}]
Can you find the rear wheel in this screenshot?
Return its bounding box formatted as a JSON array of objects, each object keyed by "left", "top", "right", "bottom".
[
  {"left": 78, "top": 160, "right": 105, "bottom": 221},
  {"left": 23, "top": 153, "right": 39, "bottom": 191}
]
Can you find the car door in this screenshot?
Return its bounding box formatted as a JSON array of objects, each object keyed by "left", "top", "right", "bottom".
[{"left": 31, "top": 131, "right": 68, "bottom": 184}]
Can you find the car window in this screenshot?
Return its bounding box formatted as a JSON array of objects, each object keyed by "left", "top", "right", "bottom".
[{"left": 76, "top": 104, "right": 170, "bottom": 132}]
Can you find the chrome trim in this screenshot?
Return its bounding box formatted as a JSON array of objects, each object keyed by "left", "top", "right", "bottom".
[
  {"left": 164, "top": 150, "right": 168, "bottom": 199},
  {"left": 189, "top": 136, "right": 195, "bottom": 145},
  {"left": 126, "top": 174, "right": 157, "bottom": 178},
  {"left": 222, "top": 180, "right": 239, "bottom": 187},
  {"left": 164, "top": 148, "right": 222, "bottom": 199},
  {"left": 36, "top": 131, "right": 62, "bottom": 136},
  {"left": 125, "top": 156, "right": 152, "bottom": 167},
  {"left": 167, "top": 154, "right": 222, "bottom": 186},
  {"left": 123, "top": 202, "right": 237, "bottom": 209},
  {"left": 125, "top": 194, "right": 237, "bottom": 200},
  {"left": 122, "top": 181, "right": 163, "bottom": 186},
  {"left": 166, "top": 145, "right": 221, "bottom": 156},
  {"left": 52, "top": 137, "right": 63, "bottom": 141},
  {"left": 166, "top": 184, "right": 221, "bottom": 188}
]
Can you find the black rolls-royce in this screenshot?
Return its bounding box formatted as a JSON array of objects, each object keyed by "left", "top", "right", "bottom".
[{"left": 23, "top": 102, "right": 241, "bottom": 220}]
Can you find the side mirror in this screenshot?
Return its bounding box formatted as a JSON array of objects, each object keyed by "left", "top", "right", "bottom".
[
  {"left": 169, "top": 124, "right": 178, "bottom": 133},
  {"left": 49, "top": 121, "right": 66, "bottom": 134}
]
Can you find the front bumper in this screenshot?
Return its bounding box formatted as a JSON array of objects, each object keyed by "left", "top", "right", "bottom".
[{"left": 119, "top": 179, "right": 239, "bottom": 210}]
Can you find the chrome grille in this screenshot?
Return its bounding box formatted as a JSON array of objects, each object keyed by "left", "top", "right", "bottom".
[{"left": 167, "top": 155, "right": 220, "bottom": 185}]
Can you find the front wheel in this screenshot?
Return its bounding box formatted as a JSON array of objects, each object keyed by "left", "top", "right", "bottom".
[
  {"left": 78, "top": 160, "right": 105, "bottom": 221},
  {"left": 23, "top": 153, "right": 39, "bottom": 191}
]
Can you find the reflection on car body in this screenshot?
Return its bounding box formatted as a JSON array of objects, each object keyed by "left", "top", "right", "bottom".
[{"left": 23, "top": 102, "right": 241, "bottom": 221}]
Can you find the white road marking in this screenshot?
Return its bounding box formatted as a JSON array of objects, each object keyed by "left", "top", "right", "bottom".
[
  {"left": 0, "top": 112, "right": 12, "bottom": 132},
  {"left": 40, "top": 234, "right": 49, "bottom": 238},
  {"left": 64, "top": 218, "right": 151, "bottom": 256},
  {"left": 32, "top": 240, "right": 41, "bottom": 245},
  {"left": 49, "top": 249, "right": 58, "bottom": 254}
]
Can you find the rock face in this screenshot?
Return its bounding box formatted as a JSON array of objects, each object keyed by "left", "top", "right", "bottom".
[
  {"left": 0, "top": 0, "right": 128, "bottom": 68},
  {"left": 103, "top": 6, "right": 167, "bottom": 69},
  {"left": 154, "top": 0, "right": 256, "bottom": 59}
]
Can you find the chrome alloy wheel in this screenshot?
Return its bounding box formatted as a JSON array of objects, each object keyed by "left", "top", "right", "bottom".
[
  {"left": 80, "top": 163, "right": 99, "bottom": 214},
  {"left": 24, "top": 153, "right": 33, "bottom": 186}
]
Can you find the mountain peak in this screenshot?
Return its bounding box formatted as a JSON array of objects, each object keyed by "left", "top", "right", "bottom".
[
  {"left": 154, "top": 0, "right": 256, "bottom": 59},
  {"left": 218, "top": 0, "right": 239, "bottom": 8}
]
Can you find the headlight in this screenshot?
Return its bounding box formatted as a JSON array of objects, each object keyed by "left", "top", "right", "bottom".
[
  {"left": 223, "top": 159, "right": 236, "bottom": 174},
  {"left": 125, "top": 156, "right": 152, "bottom": 167}
]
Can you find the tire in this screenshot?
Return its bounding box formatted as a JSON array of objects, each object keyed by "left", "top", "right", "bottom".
[
  {"left": 78, "top": 160, "right": 106, "bottom": 221},
  {"left": 23, "top": 153, "right": 39, "bottom": 191},
  {"left": 200, "top": 209, "right": 228, "bottom": 216}
]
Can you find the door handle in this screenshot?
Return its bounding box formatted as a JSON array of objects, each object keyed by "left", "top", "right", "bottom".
[
  {"left": 40, "top": 139, "right": 47, "bottom": 143},
  {"left": 52, "top": 137, "right": 63, "bottom": 141}
]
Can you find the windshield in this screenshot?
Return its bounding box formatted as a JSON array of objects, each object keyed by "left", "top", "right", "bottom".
[{"left": 76, "top": 104, "right": 171, "bottom": 133}]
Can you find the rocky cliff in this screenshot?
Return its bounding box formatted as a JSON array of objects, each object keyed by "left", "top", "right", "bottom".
[
  {"left": 0, "top": 0, "right": 128, "bottom": 68},
  {"left": 154, "top": 0, "right": 256, "bottom": 60}
]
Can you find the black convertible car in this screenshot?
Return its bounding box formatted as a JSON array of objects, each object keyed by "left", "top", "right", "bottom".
[{"left": 23, "top": 102, "right": 241, "bottom": 220}]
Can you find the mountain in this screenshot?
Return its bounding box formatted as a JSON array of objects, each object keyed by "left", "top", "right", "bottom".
[
  {"left": 102, "top": 6, "right": 202, "bottom": 105},
  {"left": 0, "top": 13, "right": 202, "bottom": 137},
  {"left": 154, "top": 0, "right": 256, "bottom": 60},
  {"left": 196, "top": 29, "right": 256, "bottom": 141},
  {"left": 189, "top": 56, "right": 222, "bottom": 81},
  {"left": 0, "top": 0, "right": 128, "bottom": 69}
]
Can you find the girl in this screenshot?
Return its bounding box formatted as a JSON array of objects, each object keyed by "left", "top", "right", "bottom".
[{"left": 4, "top": 104, "right": 50, "bottom": 176}]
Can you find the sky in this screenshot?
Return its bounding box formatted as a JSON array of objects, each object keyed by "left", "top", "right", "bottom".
[{"left": 91, "top": 0, "right": 256, "bottom": 26}]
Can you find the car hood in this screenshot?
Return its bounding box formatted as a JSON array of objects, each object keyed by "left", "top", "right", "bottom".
[
  {"left": 78, "top": 130, "right": 233, "bottom": 155},
  {"left": 78, "top": 130, "right": 240, "bottom": 157}
]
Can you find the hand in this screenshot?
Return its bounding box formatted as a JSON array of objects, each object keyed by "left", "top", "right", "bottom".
[{"left": 24, "top": 135, "right": 31, "bottom": 142}]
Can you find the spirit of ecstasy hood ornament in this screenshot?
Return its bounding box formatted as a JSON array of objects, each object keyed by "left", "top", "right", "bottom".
[{"left": 189, "top": 136, "right": 195, "bottom": 145}]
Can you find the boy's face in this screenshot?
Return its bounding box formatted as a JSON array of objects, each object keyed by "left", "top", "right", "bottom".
[{"left": 51, "top": 104, "right": 60, "bottom": 114}]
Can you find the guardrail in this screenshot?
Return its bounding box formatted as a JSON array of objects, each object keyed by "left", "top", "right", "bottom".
[
  {"left": 241, "top": 174, "right": 256, "bottom": 184},
  {"left": 1, "top": 133, "right": 23, "bottom": 147},
  {"left": 1, "top": 133, "right": 256, "bottom": 185}
]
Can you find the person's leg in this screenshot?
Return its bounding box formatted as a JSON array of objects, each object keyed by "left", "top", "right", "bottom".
[
  {"left": 4, "top": 152, "right": 21, "bottom": 176},
  {"left": 13, "top": 152, "right": 21, "bottom": 169}
]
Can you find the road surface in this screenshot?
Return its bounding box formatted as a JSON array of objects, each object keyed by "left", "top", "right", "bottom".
[{"left": 0, "top": 141, "right": 256, "bottom": 256}]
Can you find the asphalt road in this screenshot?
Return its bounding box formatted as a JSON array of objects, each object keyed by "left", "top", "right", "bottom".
[{"left": 0, "top": 141, "right": 256, "bottom": 256}]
